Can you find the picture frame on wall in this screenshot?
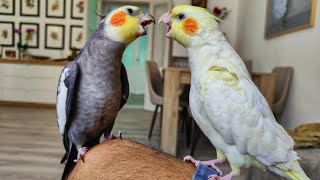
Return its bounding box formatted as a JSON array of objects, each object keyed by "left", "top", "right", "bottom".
[
  {"left": 71, "top": 0, "right": 85, "bottom": 19},
  {"left": 20, "top": 0, "right": 40, "bottom": 17},
  {"left": 46, "top": 0, "right": 66, "bottom": 18},
  {"left": 2, "top": 48, "right": 18, "bottom": 59},
  {"left": 45, "top": 24, "right": 65, "bottom": 49},
  {"left": 192, "top": 0, "right": 207, "bottom": 8},
  {"left": 265, "top": 0, "right": 317, "bottom": 39},
  {"left": 0, "top": 0, "right": 15, "bottom": 15},
  {"left": 70, "top": 25, "right": 85, "bottom": 50},
  {"left": 19, "top": 23, "right": 39, "bottom": 48},
  {"left": 0, "top": 21, "right": 14, "bottom": 47}
]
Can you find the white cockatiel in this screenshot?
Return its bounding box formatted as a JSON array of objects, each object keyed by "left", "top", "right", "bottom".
[{"left": 159, "top": 5, "right": 309, "bottom": 180}]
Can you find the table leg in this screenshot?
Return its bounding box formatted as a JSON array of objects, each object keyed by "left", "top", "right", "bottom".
[{"left": 161, "top": 69, "right": 180, "bottom": 155}]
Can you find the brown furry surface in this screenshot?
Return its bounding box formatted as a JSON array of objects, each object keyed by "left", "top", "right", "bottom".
[{"left": 67, "top": 140, "right": 195, "bottom": 179}]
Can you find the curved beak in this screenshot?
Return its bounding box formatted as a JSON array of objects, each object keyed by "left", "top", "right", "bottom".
[
  {"left": 158, "top": 11, "right": 172, "bottom": 38},
  {"left": 158, "top": 11, "right": 171, "bottom": 25},
  {"left": 138, "top": 13, "right": 155, "bottom": 36}
]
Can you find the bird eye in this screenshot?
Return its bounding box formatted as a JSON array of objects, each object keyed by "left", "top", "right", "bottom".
[
  {"left": 126, "top": 8, "right": 135, "bottom": 16},
  {"left": 178, "top": 13, "right": 186, "bottom": 20}
]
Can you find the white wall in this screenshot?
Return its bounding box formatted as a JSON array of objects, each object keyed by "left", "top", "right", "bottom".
[
  {"left": 207, "top": 0, "right": 240, "bottom": 48},
  {"left": 237, "top": 0, "right": 320, "bottom": 129},
  {"left": 0, "top": 0, "right": 87, "bottom": 59}
]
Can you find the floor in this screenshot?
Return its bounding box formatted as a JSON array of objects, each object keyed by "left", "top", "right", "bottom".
[{"left": 0, "top": 106, "right": 246, "bottom": 180}]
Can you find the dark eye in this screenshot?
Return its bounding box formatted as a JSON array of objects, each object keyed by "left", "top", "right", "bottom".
[
  {"left": 126, "top": 8, "right": 134, "bottom": 15},
  {"left": 178, "top": 13, "right": 186, "bottom": 20}
]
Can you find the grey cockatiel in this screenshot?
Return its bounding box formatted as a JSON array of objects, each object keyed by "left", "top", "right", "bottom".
[{"left": 56, "top": 6, "right": 154, "bottom": 179}]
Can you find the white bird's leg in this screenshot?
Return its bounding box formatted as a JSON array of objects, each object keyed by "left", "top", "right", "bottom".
[
  {"left": 74, "top": 147, "right": 89, "bottom": 163},
  {"left": 104, "top": 131, "right": 122, "bottom": 141},
  {"left": 183, "top": 155, "right": 223, "bottom": 175}
]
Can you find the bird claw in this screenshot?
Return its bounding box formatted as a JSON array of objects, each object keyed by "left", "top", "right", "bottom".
[
  {"left": 104, "top": 131, "right": 122, "bottom": 141},
  {"left": 184, "top": 156, "right": 223, "bottom": 175},
  {"left": 183, "top": 155, "right": 200, "bottom": 166},
  {"left": 208, "top": 172, "right": 234, "bottom": 180},
  {"left": 74, "top": 147, "right": 88, "bottom": 163}
]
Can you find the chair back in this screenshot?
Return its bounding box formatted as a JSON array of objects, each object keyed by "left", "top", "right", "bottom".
[
  {"left": 243, "top": 60, "right": 253, "bottom": 74},
  {"left": 145, "top": 61, "right": 163, "bottom": 105},
  {"left": 272, "top": 67, "right": 293, "bottom": 115}
]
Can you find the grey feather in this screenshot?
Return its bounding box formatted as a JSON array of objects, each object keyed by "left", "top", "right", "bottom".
[{"left": 57, "top": 21, "right": 128, "bottom": 179}]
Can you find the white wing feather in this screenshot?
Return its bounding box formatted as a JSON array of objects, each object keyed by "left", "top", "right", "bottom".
[
  {"left": 56, "top": 68, "right": 69, "bottom": 135},
  {"left": 200, "top": 68, "right": 298, "bottom": 166}
]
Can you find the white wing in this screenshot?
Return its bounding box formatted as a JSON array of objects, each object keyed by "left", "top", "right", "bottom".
[
  {"left": 200, "top": 66, "right": 298, "bottom": 166},
  {"left": 56, "top": 61, "right": 79, "bottom": 135}
]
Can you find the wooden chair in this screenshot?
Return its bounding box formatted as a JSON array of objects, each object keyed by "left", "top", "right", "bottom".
[
  {"left": 272, "top": 67, "right": 293, "bottom": 120},
  {"left": 145, "top": 61, "right": 190, "bottom": 140}
]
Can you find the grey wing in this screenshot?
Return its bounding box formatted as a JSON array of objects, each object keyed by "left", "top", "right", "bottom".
[
  {"left": 56, "top": 61, "right": 79, "bottom": 136},
  {"left": 119, "top": 63, "right": 129, "bottom": 110}
]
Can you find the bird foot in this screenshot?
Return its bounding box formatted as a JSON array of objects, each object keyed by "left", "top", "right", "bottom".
[
  {"left": 74, "top": 147, "right": 88, "bottom": 163},
  {"left": 208, "top": 172, "right": 235, "bottom": 180},
  {"left": 183, "top": 155, "right": 223, "bottom": 176},
  {"left": 104, "top": 131, "right": 122, "bottom": 141}
]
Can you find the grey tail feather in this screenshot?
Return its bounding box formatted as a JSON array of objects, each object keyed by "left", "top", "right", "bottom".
[
  {"left": 60, "top": 152, "right": 68, "bottom": 164},
  {"left": 61, "top": 144, "right": 77, "bottom": 180},
  {"left": 60, "top": 136, "right": 69, "bottom": 164}
]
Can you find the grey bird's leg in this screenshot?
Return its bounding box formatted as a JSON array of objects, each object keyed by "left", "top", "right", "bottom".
[
  {"left": 73, "top": 147, "right": 89, "bottom": 163},
  {"left": 104, "top": 131, "right": 122, "bottom": 141}
]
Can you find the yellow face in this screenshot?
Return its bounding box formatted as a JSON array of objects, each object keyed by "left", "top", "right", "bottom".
[
  {"left": 105, "top": 6, "right": 155, "bottom": 45},
  {"left": 159, "top": 5, "right": 220, "bottom": 47}
]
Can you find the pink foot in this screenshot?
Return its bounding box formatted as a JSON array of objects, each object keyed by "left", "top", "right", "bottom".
[
  {"left": 183, "top": 155, "right": 223, "bottom": 176},
  {"left": 74, "top": 147, "right": 88, "bottom": 163},
  {"left": 104, "top": 131, "right": 122, "bottom": 141},
  {"left": 208, "top": 172, "right": 235, "bottom": 180}
]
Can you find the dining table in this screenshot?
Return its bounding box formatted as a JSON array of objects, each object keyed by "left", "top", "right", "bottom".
[{"left": 161, "top": 67, "right": 276, "bottom": 155}]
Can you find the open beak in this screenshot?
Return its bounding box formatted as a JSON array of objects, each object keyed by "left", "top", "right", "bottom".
[
  {"left": 158, "top": 11, "right": 172, "bottom": 38},
  {"left": 138, "top": 13, "right": 155, "bottom": 36}
]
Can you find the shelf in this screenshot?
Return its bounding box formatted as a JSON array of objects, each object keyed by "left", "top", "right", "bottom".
[{"left": 0, "top": 58, "right": 68, "bottom": 66}]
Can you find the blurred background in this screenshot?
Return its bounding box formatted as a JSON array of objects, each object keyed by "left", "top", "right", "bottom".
[{"left": 0, "top": 0, "right": 319, "bottom": 179}]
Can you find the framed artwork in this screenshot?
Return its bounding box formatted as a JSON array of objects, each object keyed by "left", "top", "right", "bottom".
[
  {"left": 20, "top": 0, "right": 40, "bottom": 16},
  {"left": 0, "top": 0, "right": 15, "bottom": 15},
  {"left": 46, "top": 0, "right": 66, "bottom": 18},
  {"left": 71, "top": 0, "right": 85, "bottom": 19},
  {"left": 70, "top": 25, "right": 85, "bottom": 50},
  {"left": 45, "top": 24, "right": 65, "bottom": 49},
  {"left": 2, "top": 48, "right": 18, "bottom": 59},
  {"left": 192, "top": 0, "right": 207, "bottom": 8},
  {"left": 265, "top": 0, "right": 317, "bottom": 39},
  {"left": 0, "top": 21, "right": 14, "bottom": 47},
  {"left": 19, "top": 23, "right": 39, "bottom": 48}
]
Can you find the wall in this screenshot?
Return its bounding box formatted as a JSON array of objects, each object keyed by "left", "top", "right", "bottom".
[
  {"left": 0, "top": 63, "right": 62, "bottom": 104},
  {"left": 237, "top": 0, "right": 320, "bottom": 129},
  {"left": 0, "top": 0, "right": 87, "bottom": 59}
]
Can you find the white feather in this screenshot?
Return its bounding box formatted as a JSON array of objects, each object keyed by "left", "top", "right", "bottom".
[{"left": 57, "top": 68, "right": 69, "bottom": 135}]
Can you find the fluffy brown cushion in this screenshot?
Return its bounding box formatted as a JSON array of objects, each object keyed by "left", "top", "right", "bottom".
[{"left": 67, "top": 140, "right": 195, "bottom": 179}]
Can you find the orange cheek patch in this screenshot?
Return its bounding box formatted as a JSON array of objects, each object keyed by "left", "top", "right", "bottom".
[
  {"left": 183, "top": 18, "right": 199, "bottom": 35},
  {"left": 110, "top": 11, "right": 126, "bottom": 26}
]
